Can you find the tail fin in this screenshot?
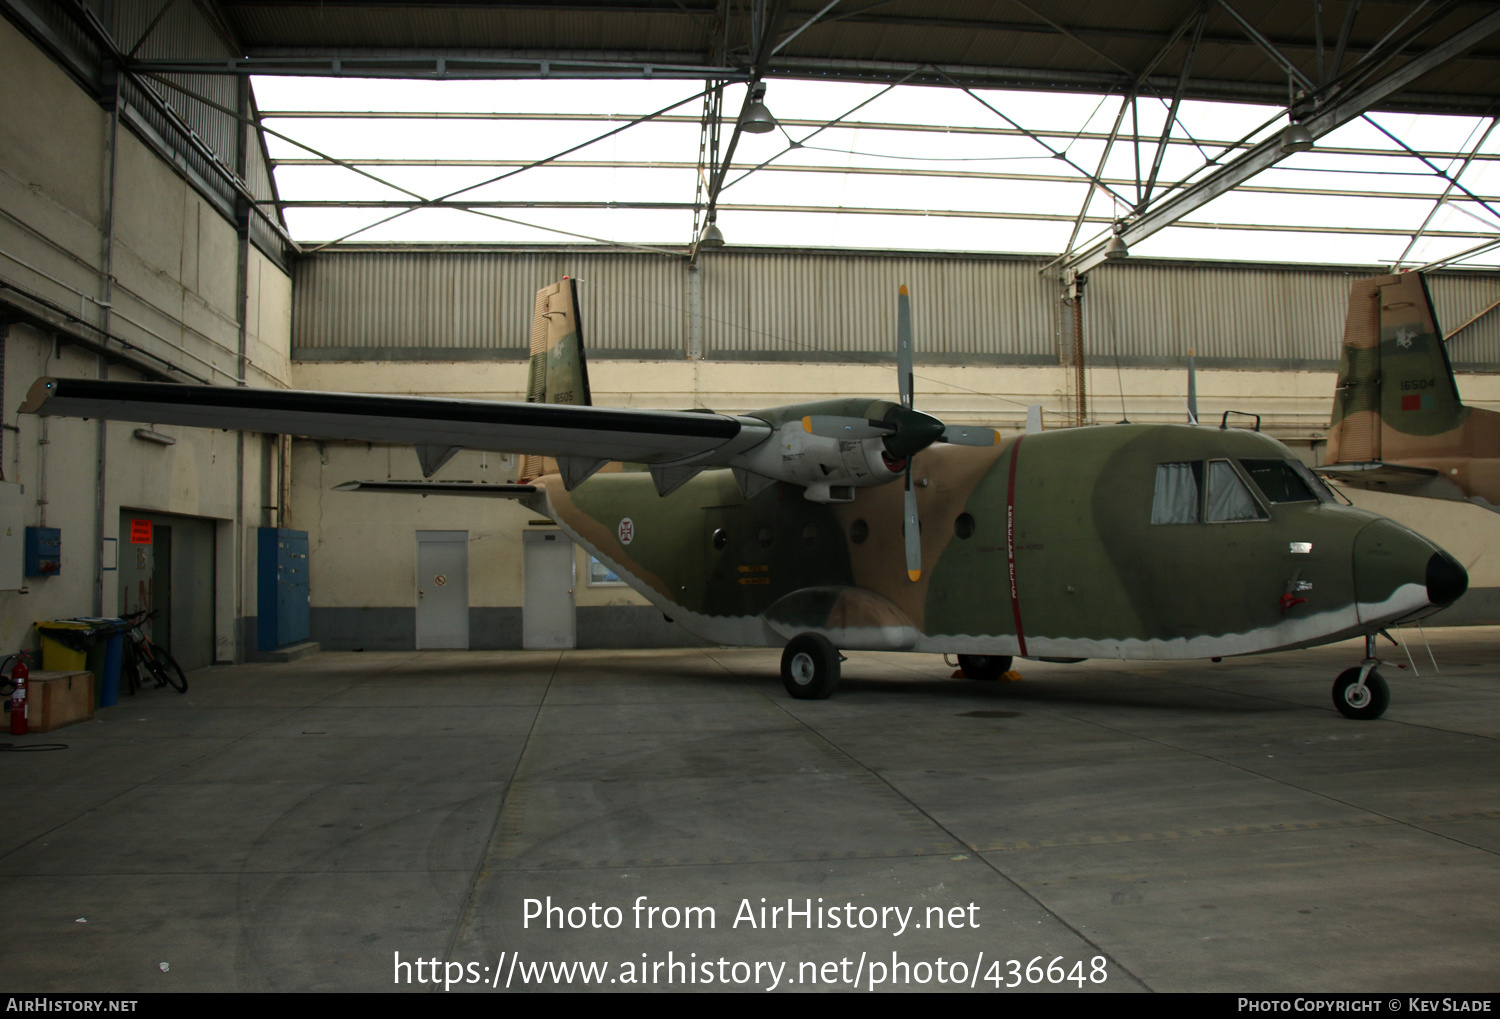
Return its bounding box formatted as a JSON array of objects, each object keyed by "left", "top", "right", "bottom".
[
  {"left": 1326, "top": 272, "right": 1466, "bottom": 464},
  {"left": 527, "top": 277, "right": 591, "bottom": 407},
  {"left": 521, "top": 278, "right": 594, "bottom": 485}
]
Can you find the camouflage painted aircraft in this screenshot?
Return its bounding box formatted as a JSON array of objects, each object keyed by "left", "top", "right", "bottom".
[
  {"left": 1321, "top": 271, "right": 1500, "bottom": 509},
  {"left": 23, "top": 279, "right": 1470, "bottom": 719}
]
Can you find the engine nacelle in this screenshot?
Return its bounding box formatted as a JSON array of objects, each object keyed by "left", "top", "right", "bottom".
[{"left": 732, "top": 420, "right": 903, "bottom": 502}]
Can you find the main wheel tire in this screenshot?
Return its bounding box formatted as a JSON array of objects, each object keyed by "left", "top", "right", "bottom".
[
  {"left": 957, "top": 654, "right": 1013, "bottom": 681},
  {"left": 781, "top": 633, "right": 840, "bottom": 700},
  {"left": 1332, "top": 667, "right": 1388, "bottom": 720},
  {"left": 146, "top": 643, "right": 189, "bottom": 693}
]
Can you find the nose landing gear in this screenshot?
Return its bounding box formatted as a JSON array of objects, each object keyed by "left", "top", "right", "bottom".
[{"left": 1333, "top": 634, "right": 1391, "bottom": 720}]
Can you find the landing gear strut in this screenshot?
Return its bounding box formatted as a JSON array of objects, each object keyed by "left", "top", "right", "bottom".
[{"left": 1332, "top": 634, "right": 1390, "bottom": 720}]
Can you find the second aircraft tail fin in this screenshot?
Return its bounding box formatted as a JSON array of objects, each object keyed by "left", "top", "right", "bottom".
[{"left": 1326, "top": 272, "right": 1466, "bottom": 464}]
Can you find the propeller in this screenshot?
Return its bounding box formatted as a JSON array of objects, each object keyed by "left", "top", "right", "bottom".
[
  {"left": 897, "top": 286, "right": 923, "bottom": 581},
  {"left": 801, "top": 285, "right": 1002, "bottom": 581}
]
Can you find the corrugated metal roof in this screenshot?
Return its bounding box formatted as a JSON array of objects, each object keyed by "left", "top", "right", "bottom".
[{"left": 210, "top": 0, "right": 1500, "bottom": 114}]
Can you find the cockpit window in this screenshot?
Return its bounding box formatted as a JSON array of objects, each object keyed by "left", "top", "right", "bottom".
[
  {"left": 1206, "top": 460, "right": 1269, "bottom": 522},
  {"left": 1151, "top": 462, "right": 1202, "bottom": 524},
  {"left": 1241, "top": 459, "right": 1317, "bottom": 503},
  {"left": 1289, "top": 460, "right": 1338, "bottom": 504}
]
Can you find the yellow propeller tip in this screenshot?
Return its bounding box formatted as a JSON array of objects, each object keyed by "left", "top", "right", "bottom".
[
  {"left": 907, "top": 569, "right": 921, "bottom": 582},
  {"left": 899, "top": 284, "right": 909, "bottom": 295},
  {"left": 801, "top": 416, "right": 813, "bottom": 432}
]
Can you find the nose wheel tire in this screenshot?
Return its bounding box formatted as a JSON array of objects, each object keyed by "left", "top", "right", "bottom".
[
  {"left": 1333, "top": 667, "right": 1389, "bottom": 720},
  {"left": 781, "top": 634, "right": 841, "bottom": 700},
  {"left": 957, "top": 654, "right": 1013, "bottom": 681}
]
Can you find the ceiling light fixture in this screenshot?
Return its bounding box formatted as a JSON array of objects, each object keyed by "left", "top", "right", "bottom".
[
  {"left": 741, "top": 84, "right": 777, "bottom": 134},
  {"left": 1280, "top": 122, "right": 1314, "bottom": 154}
]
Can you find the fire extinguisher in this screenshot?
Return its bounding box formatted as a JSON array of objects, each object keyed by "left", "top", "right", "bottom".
[{"left": 9, "top": 652, "right": 29, "bottom": 736}]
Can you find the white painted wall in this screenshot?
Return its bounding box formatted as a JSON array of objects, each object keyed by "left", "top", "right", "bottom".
[{"left": 0, "top": 18, "right": 291, "bottom": 659}]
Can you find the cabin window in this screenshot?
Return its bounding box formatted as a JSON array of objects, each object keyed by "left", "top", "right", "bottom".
[
  {"left": 1151, "top": 462, "right": 1202, "bottom": 524},
  {"left": 849, "top": 519, "right": 869, "bottom": 544},
  {"left": 1241, "top": 459, "right": 1316, "bottom": 503},
  {"left": 1206, "top": 460, "right": 1269, "bottom": 522},
  {"left": 757, "top": 526, "right": 774, "bottom": 548},
  {"left": 711, "top": 528, "right": 729, "bottom": 550},
  {"left": 954, "top": 512, "right": 975, "bottom": 539}
]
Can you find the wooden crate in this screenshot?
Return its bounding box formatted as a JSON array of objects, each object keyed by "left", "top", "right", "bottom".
[{"left": 4, "top": 670, "right": 94, "bottom": 733}]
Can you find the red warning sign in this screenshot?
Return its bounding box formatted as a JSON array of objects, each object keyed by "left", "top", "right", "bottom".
[{"left": 129, "top": 519, "right": 153, "bottom": 544}]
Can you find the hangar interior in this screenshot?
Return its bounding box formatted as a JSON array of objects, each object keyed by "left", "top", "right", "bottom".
[
  {"left": 2, "top": 0, "right": 1499, "bottom": 659},
  {"left": 4, "top": 0, "right": 1500, "bottom": 996}
]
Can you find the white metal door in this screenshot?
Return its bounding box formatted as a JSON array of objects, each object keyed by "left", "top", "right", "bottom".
[
  {"left": 523, "top": 530, "right": 575, "bottom": 649},
  {"left": 416, "top": 531, "right": 469, "bottom": 649}
]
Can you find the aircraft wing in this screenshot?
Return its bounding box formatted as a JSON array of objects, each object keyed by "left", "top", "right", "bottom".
[{"left": 21, "top": 377, "right": 771, "bottom": 467}]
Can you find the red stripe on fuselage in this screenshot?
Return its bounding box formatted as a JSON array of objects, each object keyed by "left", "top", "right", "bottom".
[{"left": 1006, "top": 436, "right": 1027, "bottom": 657}]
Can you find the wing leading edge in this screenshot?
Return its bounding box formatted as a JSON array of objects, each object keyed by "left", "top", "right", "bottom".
[{"left": 22, "top": 377, "right": 772, "bottom": 469}]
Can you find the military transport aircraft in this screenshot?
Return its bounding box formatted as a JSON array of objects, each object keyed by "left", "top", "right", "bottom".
[
  {"left": 22, "top": 279, "right": 1469, "bottom": 720},
  {"left": 1320, "top": 271, "right": 1500, "bottom": 510}
]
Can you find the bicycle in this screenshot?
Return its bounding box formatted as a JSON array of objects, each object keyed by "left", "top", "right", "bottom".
[{"left": 120, "top": 609, "right": 188, "bottom": 694}]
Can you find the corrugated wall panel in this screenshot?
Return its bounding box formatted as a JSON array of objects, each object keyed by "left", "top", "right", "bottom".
[
  {"left": 701, "top": 251, "right": 1054, "bottom": 360},
  {"left": 292, "top": 251, "right": 690, "bottom": 358},
  {"left": 1429, "top": 274, "right": 1500, "bottom": 369},
  {"left": 290, "top": 249, "right": 1500, "bottom": 369},
  {"left": 1086, "top": 263, "right": 1356, "bottom": 367},
  {"left": 114, "top": 0, "right": 241, "bottom": 211}
]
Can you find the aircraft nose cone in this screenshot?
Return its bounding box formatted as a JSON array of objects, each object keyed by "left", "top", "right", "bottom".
[
  {"left": 1353, "top": 518, "right": 1453, "bottom": 624},
  {"left": 1426, "top": 550, "right": 1468, "bottom": 607}
]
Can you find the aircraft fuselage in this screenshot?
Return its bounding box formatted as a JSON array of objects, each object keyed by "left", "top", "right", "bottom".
[{"left": 539, "top": 423, "right": 1465, "bottom": 662}]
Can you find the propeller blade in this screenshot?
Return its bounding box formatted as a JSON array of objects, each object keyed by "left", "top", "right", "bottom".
[
  {"left": 941, "top": 425, "right": 1001, "bottom": 446},
  {"left": 802, "top": 415, "right": 896, "bottom": 440},
  {"left": 904, "top": 464, "right": 921, "bottom": 582},
  {"left": 897, "top": 285, "right": 914, "bottom": 411}
]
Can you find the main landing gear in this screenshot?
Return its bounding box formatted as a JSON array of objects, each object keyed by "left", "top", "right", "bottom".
[
  {"left": 1332, "top": 634, "right": 1391, "bottom": 720},
  {"left": 956, "top": 654, "right": 1013, "bottom": 681},
  {"left": 781, "top": 633, "right": 841, "bottom": 699}
]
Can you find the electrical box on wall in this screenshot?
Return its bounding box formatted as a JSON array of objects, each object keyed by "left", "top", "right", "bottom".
[
  {"left": 25, "top": 527, "right": 61, "bottom": 577},
  {"left": 0, "top": 482, "right": 23, "bottom": 591}
]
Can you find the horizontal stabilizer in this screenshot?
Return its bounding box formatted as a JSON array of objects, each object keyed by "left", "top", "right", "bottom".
[
  {"left": 1315, "top": 462, "right": 1440, "bottom": 484},
  {"left": 1315, "top": 461, "right": 1468, "bottom": 502},
  {"left": 333, "top": 480, "right": 539, "bottom": 497}
]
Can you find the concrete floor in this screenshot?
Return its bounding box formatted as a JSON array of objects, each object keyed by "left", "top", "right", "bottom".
[{"left": 3, "top": 628, "right": 1499, "bottom": 994}]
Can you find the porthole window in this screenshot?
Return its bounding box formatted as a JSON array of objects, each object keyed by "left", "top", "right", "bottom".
[
  {"left": 712, "top": 528, "right": 728, "bottom": 550},
  {"left": 954, "top": 512, "right": 975, "bottom": 539},
  {"left": 757, "top": 526, "right": 773, "bottom": 549},
  {"left": 802, "top": 524, "right": 818, "bottom": 546},
  {"left": 849, "top": 519, "right": 869, "bottom": 544}
]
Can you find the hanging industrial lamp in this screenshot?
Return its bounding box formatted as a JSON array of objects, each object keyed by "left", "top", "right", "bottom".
[
  {"left": 1279, "top": 121, "right": 1314, "bottom": 154},
  {"left": 741, "top": 84, "right": 777, "bottom": 134},
  {"left": 698, "top": 221, "right": 725, "bottom": 247},
  {"left": 1104, "top": 231, "right": 1129, "bottom": 260}
]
